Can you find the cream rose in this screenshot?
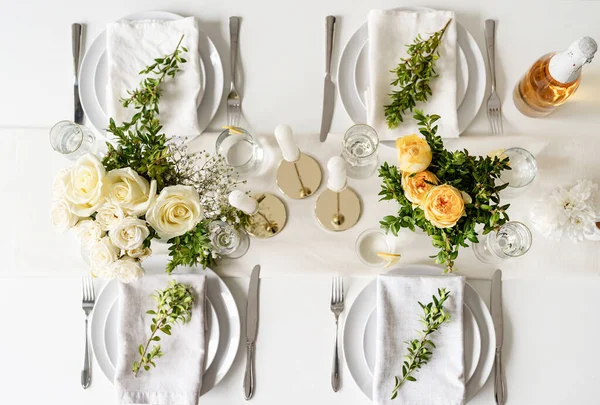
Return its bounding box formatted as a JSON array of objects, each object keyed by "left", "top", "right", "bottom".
[
  {"left": 109, "top": 217, "right": 150, "bottom": 250},
  {"left": 51, "top": 199, "right": 79, "bottom": 232},
  {"left": 95, "top": 202, "right": 125, "bottom": 231},
  {"left": 52, "top": 168, "right": 71, "bottom": 199},
  {"left": 402, "top": 171, "right": 439, "bottom": 205},
  {"left": 127, "top": 247, "right": 152, "bottom": 260},
  {"left": 396, "top": 134, "right": 433, "bottom": 173},
  {"left": 146, "top": 185, "right": 202, "bottom": 240},
  {"left": 75, "top": 219, "right": 105, "bottom": 249},
  {"left": 64, "top": 154, "right": 107, "bottom": 217},
  {"left": 420, "top": 185, "right": 468, "bottom": 228},
  {"left": 106, "top": 168, "right": 157, "bottom": 216},
  {"left": 110, "top": 257, "right": 144, "bottom": 283},
  {"left": 89, "top": 237, "right": 120, "bottom": 271}
]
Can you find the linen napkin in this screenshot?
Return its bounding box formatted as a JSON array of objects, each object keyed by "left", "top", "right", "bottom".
[
  {"left": 374, "top": 274, "right": 465, "bottom": 405},
  {"left": 367, "top": 10, "right": 458, "bottom": 139},
  {"left": 115, "top": 274, "right": 207, "bottom": 405},
  {"left": 106, "top": 17, "right": 202, "bottom": 137}
]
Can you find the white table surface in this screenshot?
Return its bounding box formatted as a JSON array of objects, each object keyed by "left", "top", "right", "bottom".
[{"left": 2, "top": 0, "right": 600, "bottom": 404}]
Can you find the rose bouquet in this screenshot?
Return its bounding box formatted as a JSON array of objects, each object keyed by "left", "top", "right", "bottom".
[
  {"left": 379, "top": 111, "right": 511, "bottom": 273},
  {"left": 51, "top": 38, "right": 246, "bottom": 282}
]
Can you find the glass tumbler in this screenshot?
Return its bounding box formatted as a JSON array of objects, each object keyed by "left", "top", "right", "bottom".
[
  {"left": 215, "top": 127, "right": 263, "bottom": 174},
  {"left": 341, "top": 124, "right": 379, "bottom": 179},
  {"left": 500, "top": 147, "right": 537, "bottom": 188},
  {"left": 208, "top": 220, "right": 250, "bottom": 259},
  {"left": 473, "top": 221, "right": 532, "bottom": 264},
  {"left": 49, "top": 120, "right": 96, "bottom": 160}
]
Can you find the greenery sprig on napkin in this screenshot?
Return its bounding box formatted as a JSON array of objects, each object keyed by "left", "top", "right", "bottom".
[
  {"left": 379, "top": 111, "right": 510, "bottom": 273},
  {"left": 384, "top": 19, "right": 452, "bottom": 129},
  {"left": 133, "top": 280, "right": 194, "bottom": 376},
  {"left": 391, "top": 288, "right": 451, "bottom": 399}
]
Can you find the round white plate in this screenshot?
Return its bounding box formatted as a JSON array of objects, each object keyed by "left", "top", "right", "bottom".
[
  {"left": 90, "top": 266, "right": 240, "bottom": 395},
  {"left": 101, "top": 292, "right": 220, "bottom": 370},
  {"left": 79, "top": 11, "right": 224, "bottom": 136},
  {"left": 362, "top": 302, "right": 481, "bottom": 382},
  {"left": 343, "top": 265, "right": 495, "bottom": 402},
  {"left": 339, "top": 9, "right": 486, "bottom": 135}
]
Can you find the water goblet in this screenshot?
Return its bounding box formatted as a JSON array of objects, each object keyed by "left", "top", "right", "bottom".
[
  {"left": 49, "top": 120, "right": 96, "bottom": 160},
  {"left": 472, "top": 221, "right": 532, "bottom": 264},
  {"left": 341, "top": 124, "right": 379, "bottom": 179},
  {"left": 208, "top": 220, "right": 250, "bottom": 259}
]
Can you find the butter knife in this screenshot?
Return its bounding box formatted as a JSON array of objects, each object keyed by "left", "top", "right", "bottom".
[
  {"left": 244, "top": 265, "right": 261, "bottom": 400},
  {"left": 491, "top": 269, "right": 506, "bottom": 405},
  {"left": 72, "top": 23, "right": 84, "bottom": 124},
  {"left": 319, "top": 16, "right": 336, "bottom": 142}
]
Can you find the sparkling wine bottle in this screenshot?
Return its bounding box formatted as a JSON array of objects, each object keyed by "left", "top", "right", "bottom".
[{"left": 513, "top": 37, "right": 597, "bottom": 117}]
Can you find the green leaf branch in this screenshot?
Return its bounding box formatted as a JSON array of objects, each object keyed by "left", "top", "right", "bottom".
[
  {"left": 391, "top": 288, "right": 452, "bottom": 399},
  {"left": 384, "top": 19, "right": 452, "bottom": 129},
  {"left": 133, "top": 280, "right": 194, "bottom": 376}
]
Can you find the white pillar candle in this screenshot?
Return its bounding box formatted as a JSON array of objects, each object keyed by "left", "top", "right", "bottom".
[
  {"left": 327, "top": 156, "right": 347, "bottom": 192},
  {"left": 228, "top": 190, "right": 258, "bottom": 215},
  {"left": 274, "top": 124, "right": 300, "bottom": 162}
]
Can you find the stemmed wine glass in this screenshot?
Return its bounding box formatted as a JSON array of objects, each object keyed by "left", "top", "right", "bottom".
[{"left": 473, "top": 221, "right": 532, "bottom": 264}]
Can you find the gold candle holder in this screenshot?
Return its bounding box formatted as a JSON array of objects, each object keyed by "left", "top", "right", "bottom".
[
  {"left": 245, "top": 193, "right": 287, "bottom": 238},
  {"left": 315, "top": 187, "right": 361, "bottom": 231},
  {"left": 276, "top": 153, "right": 322, "bottom": 199}
]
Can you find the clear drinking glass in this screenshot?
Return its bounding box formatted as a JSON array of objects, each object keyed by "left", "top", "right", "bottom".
[
  {"left": 355, "top": 228, "right": 392, "bottom": 267},
  {"left": 208, "top": 220, "right": 250, "bottom": 259},
  {"left": 341, "top": 124, "right": 379, "bottom": 179},
  {"left": 49, "top": 120, "right": 96, "bottom": 160},
  {"left": 473, "top": 221, "right": 533, "bottom": 264},
  {"left": 215, "top": 127, "right": 263, "bottom": 174},
  {"left": 500, "top": 147, "right": 537, "bottom": 188}
]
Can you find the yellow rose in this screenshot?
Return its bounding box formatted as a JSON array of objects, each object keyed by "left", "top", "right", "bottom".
[
  {"left": 396, "top": 134, "right": 432, "bottom": 173},
  {"left": 402, "top": 171, "right": 439, "bottom": 205},
  {"left": 420, "top": 185, "right": 470, "bottom": 228}
]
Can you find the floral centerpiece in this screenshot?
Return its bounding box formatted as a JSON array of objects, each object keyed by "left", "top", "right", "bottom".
[
  {"left": 51, "top": 38, "right": 246, "bottom": 282},
  {"left": 379, "top": 111, "right": 511, "bottom": 273}
]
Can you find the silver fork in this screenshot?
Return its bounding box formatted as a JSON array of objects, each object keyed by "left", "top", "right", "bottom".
[
  {"left": 484, "top": 19, "right": 503, "bottom": 134},
  {"left": 81, "top": 275, "right": 95, "bottom": 389},
  {"left": 227, "top": 16, "right": 241, "bottom": 127},
  {"left": 330, "top": 276, "right": 344, "bottom": 392}
]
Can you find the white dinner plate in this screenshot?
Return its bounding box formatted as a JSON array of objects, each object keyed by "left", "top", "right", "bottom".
[
  {"left": 343, "top": 265, "right": 495, "bottom": 402},
  {"left": 90, "top": 266, "right": 240, "bottom": 395},
  {"left": 79, "top": 11, "right": 224, "bottom": 137},
  {"left": 338, "top": 8, "right": 487, "bottom": 135}
]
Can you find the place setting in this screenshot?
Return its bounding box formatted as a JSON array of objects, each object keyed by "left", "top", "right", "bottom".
[{"left": 46, "top": 4, "right": 600, "bottom": 405}]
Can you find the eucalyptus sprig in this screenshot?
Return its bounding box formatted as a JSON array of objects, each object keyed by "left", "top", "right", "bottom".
[
  {"left": 379, "top": 111, "right": 510, "bottom": 273},
  {"left": 384, "top": 19, "right": 452, "bottom": 129},
  {"left": 133, "top": 280, "right": 194, "bottom": 376},
  {"left": 391, "top": 288, "right": 452, "bottom": 399}
]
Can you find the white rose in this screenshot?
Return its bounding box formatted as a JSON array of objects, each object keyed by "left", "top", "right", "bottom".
[
  {"left": 106, "top": 168, "right": 157, "bottom": 216},
  {"left": 75, "top": 219, "right": 105, "bottom": 249},
  {"left": 91, "top": 265, "right": 116, "bottom": 280},
  {"left": 110, "top": 257, "right": 144, "bottom": 283},
  {"left": 110, "top": 217, "right": 150, "bottom": 250},
  {"left": 52, "top": 168, "right": 71, "bottom": 199},
  {"left": 146, "top": 185, "right": 203, "bottom": 240},
  {"left": 51, "top": 199, "right": 79, "bottom": 232},
  {"left": 89, "top": 237, "right": 120, "bottom": 270},
  {"left": 95, "top": 202, "right": 125, "bottom": 231},
  {"left": 127, "top": 247, "right": 152, "bottom": 260},
  {"left": 64, "top": 154, "right": 107, "bottom": 217}
]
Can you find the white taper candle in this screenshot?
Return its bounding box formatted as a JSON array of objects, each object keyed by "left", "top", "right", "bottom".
[
  {"left": 327, "top": 156, "right": 347, "bottom": 192},
  {"left": 274, "top": 124, "right": 300, "bottom": 162},
  {"left": 228, "top": 190, "right": 258, "bottom": 215}
]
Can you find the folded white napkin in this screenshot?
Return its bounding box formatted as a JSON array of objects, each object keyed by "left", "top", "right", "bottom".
[
  {"left": 106, "top": 17, "right": 202, "bottom": 137},
  {"left": 374, "top": 274, "right": 465, "bottom": 405},
  {"left": 115, "top": 274, "right": 207, "bottom": 405},
  {"left": 367, "top": 10, "right": 458, "bottom": 139}
]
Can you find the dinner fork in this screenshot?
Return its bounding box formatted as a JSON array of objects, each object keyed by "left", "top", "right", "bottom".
[
  {"left": 81, "top": 275, "right": 95, "bottom": 389},
  {"left": 484, "top": 19, "right": 503, "bottom": 134},
  {"left": 330, "top": 276, "right": 344, "bottom": 392},
  {"left": 227, "top": 16, "right": 241, "bottom": 127}
]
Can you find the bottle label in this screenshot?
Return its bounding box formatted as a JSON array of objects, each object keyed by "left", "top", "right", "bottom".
[{"left": 548, "top": 51, "right": 584, "bottom": 84}]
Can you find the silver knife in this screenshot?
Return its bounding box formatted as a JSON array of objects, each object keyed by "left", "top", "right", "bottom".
[
  {"left": 319, "top": 16, "right": 336, "bottom": 142},
  {"left": 244, "top": 265, "right": 261, "bottom": 400},
  {"left": 491, "top": 269, "right": 506, "bottom": 405},
  {"left": 72, "top": 23, "right": 85, "bottom": 124}
]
